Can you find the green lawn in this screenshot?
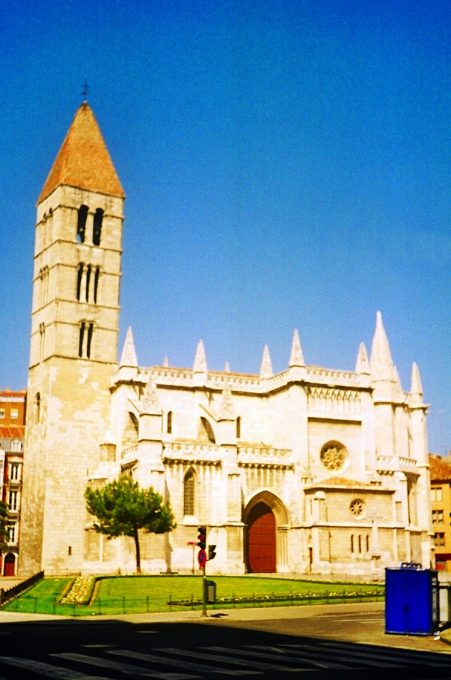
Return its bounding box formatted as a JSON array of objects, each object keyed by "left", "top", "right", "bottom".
[{"left": 3, "top": 575, "right": 384, "bottom": 616}]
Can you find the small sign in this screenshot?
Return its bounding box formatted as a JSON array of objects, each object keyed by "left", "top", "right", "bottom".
[{"left": 198, "top": 548, "right": 207, "bottom": 567}]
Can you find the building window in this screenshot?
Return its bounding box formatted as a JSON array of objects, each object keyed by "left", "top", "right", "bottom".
[
  {"left": 10, "top": 408, "right": 18, "bottom": 419},
  {"left": 434, "top": 532, "right": 445, "bottom": 547},
  {"left": 93, "top": 267, "right": 100, "bottom": 303},
  {"left": 76, "top": 263, "right": 83, "bottom": 301},
  {"left": 9, "top": 463, "right": 20, "bottom": 481},
  {"left": 183, "top": 469, "right": 195, "bottom": 516},
  {"left": 431, "top": 487, "right": 443, "bottom": 502},
  {"left": 432, "top": 510, "right": 444, "bottom": 524},
  {"left": 0, "top": 409, "right": 5, "bottom": 419},
  {"left": 320, "top": 441, "right": 347, "bottom": 471},
  {"left": 85, "top": 264, "right": 91, "bottom": 302},
  {"left": 92, "top": 208, "right": 104, "bottom": 246},
  {"left": 35, "top": 392, "right": 41, "bottom": 423},
  {"left": 236, "top": 416, "right": 241, "bottom": 439},
  {"left": 87, "top": 322, "right": 94, "bottom": 358},
  {"left": 166, "top": 411, "right": 173, "bottom": 434},
  {"left": 10, "top": 441, "right": 22, "bottom": 453},
  {"left": 77, "top": 204, "right": 88, "bottom": 243},
  {"left": 7, "top": 524, "right": 16, "bottom": 543},
  {"left": 350, "top": 498, "right": 365, "bottom": 518},
  {"left": 8, "top": 490, "right": 18, "bottom": 511}
]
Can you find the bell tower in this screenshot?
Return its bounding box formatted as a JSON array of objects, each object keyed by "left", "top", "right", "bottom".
[{"left": 20, "top": 102, "right": 125, "bottom": 575}]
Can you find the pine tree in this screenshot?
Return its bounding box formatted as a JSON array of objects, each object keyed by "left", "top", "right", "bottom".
[{"left": 85, "top": 476, "right": 176, "bottom": 573}]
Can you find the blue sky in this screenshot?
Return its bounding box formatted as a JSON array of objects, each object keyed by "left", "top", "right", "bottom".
[{"left": 1, "top": 0, "right": 449, "bottom": 453}]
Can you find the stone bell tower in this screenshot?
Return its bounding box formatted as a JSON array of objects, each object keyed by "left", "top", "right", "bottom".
[{"left": 20, "top": 101, "right": 125, "bottom": 575}]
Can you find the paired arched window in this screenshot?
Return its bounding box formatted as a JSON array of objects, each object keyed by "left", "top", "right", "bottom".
[
  {"left": 76, "top": 264, "right": 101, "bottom": 303},
  {"left": 76, "top": 205, "right": 104, "bottom": 246},
  {"left": 184, "top": 469, "right": 196, "bottom": 516},
  {"left": 76, "top": 205, "right": 88, "bottom": 243},
  {"left": 78, "top": 321, "right": 94, "bottom": 358}
]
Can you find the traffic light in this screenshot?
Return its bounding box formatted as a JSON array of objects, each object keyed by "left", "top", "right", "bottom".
[
  {"left": 197, "top": 526, "right": 206, "bottom": 549},
  {"left": 208, "top": 544, "right": 216, "bottom": 561}
]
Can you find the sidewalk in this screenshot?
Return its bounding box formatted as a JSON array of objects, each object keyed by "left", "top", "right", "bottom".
[{"left": 1, "top": 601, "right": 450, "bottom": 650}]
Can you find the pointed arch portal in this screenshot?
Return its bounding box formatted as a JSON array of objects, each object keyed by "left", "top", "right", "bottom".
[{"left": 246, "top": 501, "right": 276, "bottom": 573}]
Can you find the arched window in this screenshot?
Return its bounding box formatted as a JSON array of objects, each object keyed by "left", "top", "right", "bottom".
[
  {"left": 76, "top": 263, "right": 83, "bottom": 301},
  {"left": 77, "top": 205, "right": 88, "bottom": 243},
  {"left": 35, "top": 393, "right": 41, "bottom": 423},
  {"left": 166, "top": 411, "right": 173, "bottom": 434},
  {"left": 93, "top": 267, "right": 100, "bottom": 303},
  {"left": 198, "top": 416, "right": 215, "bottom": 443},
  {"left": 236, "top": 416, "right": 241, "bottom": 439},
  {"left": 78, "top": 321, "right": 86, "bottom": 357},
  {"left": 184, "top": 469, "right": 195, "bottom": 515},
  {"left": 85, "top": 264, "right": 91, "bottom": 302},
  {"left": 93, "top": 208, "right": 104, "bottom": 246}
]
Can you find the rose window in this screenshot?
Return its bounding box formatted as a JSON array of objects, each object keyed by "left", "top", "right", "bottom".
[
  {"left": 350, "top": 498, "right": 365, "bottom": 518},
  {"left": 320, "top": 441, "right": 347, "bottom": 471}
]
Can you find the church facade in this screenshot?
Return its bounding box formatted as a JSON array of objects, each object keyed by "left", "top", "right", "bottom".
[{"left": 19, "top": 102, "right": 432, "bottom": 578}]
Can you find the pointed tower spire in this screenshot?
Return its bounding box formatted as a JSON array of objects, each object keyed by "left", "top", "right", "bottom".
[
  {"left": 260, "top": 344, "right": 273, "bottom": 378},
  {"left": 193, "top": 339, "right": 207, "bottom": 372},
  {"left": 38, "top": 102, "right": 125, "bottom": 203},
  {"left": 162, "top": 355, "right": 169, "bottom": 367},
  {"left": 370, "top": 311, "right": 394, "bottom": 379},
  {"left": 289, "top": 329, "right": 305, "bottom": 367},
  {"left": 410, "top": 362, "right": 423, "bottom": 397},
  {"left": 355, "top": 342, "right": 370, "bottom": 374},
  {"left": 224, "top": 361, "right": 230, "bottom": 372},
  {"left": 120, "top": 327, "right": 138, "bottom": 367}
]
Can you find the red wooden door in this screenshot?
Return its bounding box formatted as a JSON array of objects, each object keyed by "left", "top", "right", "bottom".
[
  {"left": 3, "top": 553, "right": 15, "bottom": 576},
  {"left": 247, "top": 502, "right": 276, "bottom": 573}
]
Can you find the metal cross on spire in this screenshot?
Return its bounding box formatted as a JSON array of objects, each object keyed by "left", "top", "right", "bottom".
[{"left": 81, "top": 81, "right": 89, "bottom": 101}]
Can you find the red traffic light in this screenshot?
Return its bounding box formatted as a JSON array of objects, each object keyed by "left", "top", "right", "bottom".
[{"left": 197, "top": 526, "right": 206, "bottom": 549}]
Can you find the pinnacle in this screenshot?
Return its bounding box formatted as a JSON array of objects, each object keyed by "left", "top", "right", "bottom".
[
  {"left": 119, "top": 327, "right": 138, "bottom": 367},
  {"left": 410, "top": 361, "right": 423, "bottom": 396},
  {"left": 289, "top": 329, "right": 305, "bottom": 367},
  {"left": 38, "top": 102, "right": 125, "bottom": 203},
  {"left": 260, "top": 344, "right": 273, "bottom": 378},
  {"left": 193, "top": 339, "right": 207, "bottom": 372},
  {"left": 355, "top": 342, "right": 370, "bottom": 374},
  {"left": 370, "top": 311, "right": 394, "bottom": 379}
]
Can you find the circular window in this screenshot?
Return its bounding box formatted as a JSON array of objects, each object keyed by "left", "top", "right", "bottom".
[
  {"left": 320, "top": 441, "right": 347, "bottom": 471},
  {"left": 350, "top": 498, "right": 365, "bottom": 518}
]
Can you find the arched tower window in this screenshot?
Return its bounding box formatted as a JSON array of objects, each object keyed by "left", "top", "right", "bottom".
[
  {"left": 35, "top": 393, "right": 41, "bottom": 423},
  {"left": 85, "top": 265, "right": 91, "bottom": 302},
  {"left": 93, "top": 208, "right": 104, "bottom": 246},
  {"left": 77, "top": 205, "right": 88, "bottom": 243},
  {"left": 184, "top": 469, "right": 196, "bottom": 515},
  {"left": 93, "top": 267, "right": 100, "bottom": 303},
  {"left": 198, "top": 416, "right": 215, "bottom": 443},
  {"left": 76, "top": 263, "right": 83, "bottom": 301}
]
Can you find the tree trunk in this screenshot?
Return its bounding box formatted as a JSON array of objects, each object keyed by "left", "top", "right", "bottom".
[{"left": 133, "top": 526, "right": 141, "bottom": 574}]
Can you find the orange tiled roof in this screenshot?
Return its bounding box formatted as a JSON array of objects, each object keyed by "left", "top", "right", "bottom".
[
  {"left": 0, "top": 425, "right": 25, "bottom": 439},
  {"left": 38, "top": 102, "right": 125, "bottom": 203},
  {"left": 429, "top": 454, "right": 451, "bottom": 482}
]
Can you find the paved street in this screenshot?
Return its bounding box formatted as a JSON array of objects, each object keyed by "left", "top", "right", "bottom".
[{"left": 0, "top": 602, "right": 450, "bottom": 678}]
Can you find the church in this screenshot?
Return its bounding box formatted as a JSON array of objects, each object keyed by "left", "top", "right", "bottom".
[{"left": 19, "top": 102, "right": 432, "bottom": 578}]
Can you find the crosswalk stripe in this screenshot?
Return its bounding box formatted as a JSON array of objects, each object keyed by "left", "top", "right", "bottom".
[
  {"left": 53, "top": 652, "right": 197, "bottom": 679},
  {"left": 204, "top": 645, "right": 352, "bottom": 671},
  {"left": 243, "top": 644, "right": 363, "bottom": 669},
  {"left": 281, "top": 642, "right": 450, "bottom": 668},
  {"left": 109, "top": 649, "right": 260, "bottom": 675},
  {"left": 159, "top": 646, "right": 306, "bottom": 673},
  {"left": 0, "top": 655, "right": 109, "bottom": 679}
]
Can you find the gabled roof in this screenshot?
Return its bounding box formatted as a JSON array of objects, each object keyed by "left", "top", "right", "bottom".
[
  {"left": 429, "top": 454, "right": 451, "bottom": 482},
  {"left": 38, "top": 102, "right": 125, "bottom": 203}
]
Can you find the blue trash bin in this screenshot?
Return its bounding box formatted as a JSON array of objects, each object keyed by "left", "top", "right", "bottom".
[{"left": 385, "top": 564, "right": 439, "bottom": 635}]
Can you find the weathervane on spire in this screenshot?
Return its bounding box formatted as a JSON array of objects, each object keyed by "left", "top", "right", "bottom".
[{"left": 81, "top": 81, "right": 89, "bottom": 101}]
